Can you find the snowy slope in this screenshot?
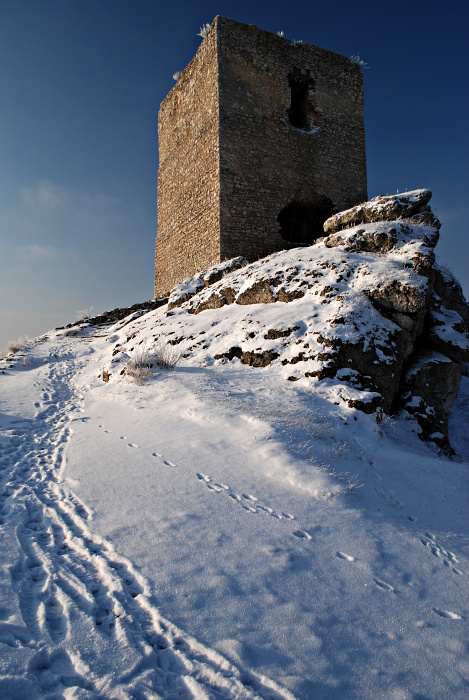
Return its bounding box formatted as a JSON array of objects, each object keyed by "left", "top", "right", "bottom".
[{"left": 0, "top": 302, "right": 467, "bottom": 699}]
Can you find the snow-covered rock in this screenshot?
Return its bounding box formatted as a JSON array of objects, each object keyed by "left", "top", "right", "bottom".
[
  {"left": 323, "top": 188, "right": 435, "bottom": 233},
  {"left": 168, "top": 256, "right": 248, "bottom": 309},
  {"left": 84, "top": 190, "right": 467, "bottom": 451}
]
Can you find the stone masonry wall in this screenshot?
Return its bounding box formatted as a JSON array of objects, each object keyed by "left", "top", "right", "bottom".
[
  {"left": 154, "top": 16, "right": 367, "bottom": 296},
  {"left": 218, "top": 17, "right": 367, "bottom": 262},
  {"left": 154, "top": 24, "right": 220, "bottom": 297}
]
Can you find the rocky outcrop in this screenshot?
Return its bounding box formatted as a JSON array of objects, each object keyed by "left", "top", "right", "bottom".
[
  {"left": 105, "top": 190, "right": 465, "bottom": 452},
  {"left": 323, "top": 189, "right": 434, "bottom": 233},
  {"left": 166, "top": 190, "right": 466, "bottom": 450}
]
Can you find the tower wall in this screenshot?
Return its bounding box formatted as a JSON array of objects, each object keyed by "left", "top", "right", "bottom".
[
  {"left": 154, "top": 23, "right": 220, "bottom": 297},
  {"left": 154, "top": 16, "right": 367, "bottom": 297},
  {"left": 217, "top": 17, "right": 367, "bottom": 262}
]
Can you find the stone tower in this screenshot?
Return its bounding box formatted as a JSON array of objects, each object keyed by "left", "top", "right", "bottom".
[{"left": 154, "top": 16, "right": 367, "bottom": 297}]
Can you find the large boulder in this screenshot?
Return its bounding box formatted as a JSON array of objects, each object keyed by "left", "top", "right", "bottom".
[{"left": 323, "top": 189, "right": 434, "bottom": 234}]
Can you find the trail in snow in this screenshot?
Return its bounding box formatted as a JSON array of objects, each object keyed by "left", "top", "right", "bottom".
[
  {"left": 0, "top": 338, "right": 294, "bottom": 699},
  {"left": 1, "top": 325, "right": 467, "bottom": 699}
]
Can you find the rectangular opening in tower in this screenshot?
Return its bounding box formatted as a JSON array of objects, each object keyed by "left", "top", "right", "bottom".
[{"left": 289, "top": 79, "right": 310, "bottom": 129}]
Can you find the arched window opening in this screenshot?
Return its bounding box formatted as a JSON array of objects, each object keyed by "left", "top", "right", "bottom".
[{"left": 278, "top": 198, "right": 333, "bottom": 246}]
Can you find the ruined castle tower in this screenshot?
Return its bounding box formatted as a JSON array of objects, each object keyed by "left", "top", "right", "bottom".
[{"left": 154, "top": 16, "right": 367, "bottom": 297}]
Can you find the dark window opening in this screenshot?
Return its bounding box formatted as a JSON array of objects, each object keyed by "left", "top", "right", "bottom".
[
  {"left": 288, "top": 69, "right": 316, "bottom": 131},
  {"left": 278, "top": 199, "right": 333, "bottom": 246},
  {"left": 289, "top": 81, "right": 310, "bottom": 129}
]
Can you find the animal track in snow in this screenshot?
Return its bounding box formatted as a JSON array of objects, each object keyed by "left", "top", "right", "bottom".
[
  {"left": 149, "top": 452, "right": 176, "bottom": 468},
  {"left": 97, "top": 426, "right": 179, "bottom": 471},
  {"left": 432, "top": 608, "right": 463, "bottom": 620},
  {"left": 336, "top": 551, "right": 355, "bottom": 561},
  {"left": 196, "top": 473, "right": 295, "bottom": 523},
  {"left": 375, "top": 485, "right": 403, "bottom": 510},
  {"left": 373, "top": 577, "right": 394, "bottom": 592},
  {"left": 293, "top": 530, "right": 312, "bottom": 540},
  {"left": 420, "top": 533, "right": 462, "bottom": 575}
]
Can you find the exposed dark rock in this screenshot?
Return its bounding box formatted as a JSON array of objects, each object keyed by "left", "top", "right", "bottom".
[
  {"left": 190, "top": 292, "right": 228, "bottom": 315},
  {"left": 58, "top": 298, "right": 168, "bottom": 330},
  {"left": 214, "top": 346, "right": 243, "bottom": 361},
  {"left": 400, "top": 352, "right": 463, "bottom": 452},
  {"left": 264, "top": 326, "right": 300, "bottom": 339},
  {"left": 236, "top": 279, "right": 277, "bottom": 305},
  {"left": 433, "top": 267, "right": 469, "bottom": 328},
  {"left": 214, "top": 346, "right": 279, "bottom": 367},
  {"left": 240, "top": 350, "right": 279, "bottom": 367}
]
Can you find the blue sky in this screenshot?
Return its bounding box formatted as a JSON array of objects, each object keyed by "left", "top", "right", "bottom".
[{"left": 0, "top": 0, "right": 468, "bottom": 350}]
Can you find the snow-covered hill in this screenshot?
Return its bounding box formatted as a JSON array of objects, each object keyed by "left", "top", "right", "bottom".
[{"left": 0, "top": 191, "right": 468, "bottom": 699}]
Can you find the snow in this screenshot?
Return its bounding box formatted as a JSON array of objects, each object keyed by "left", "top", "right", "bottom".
[
  {"left": 430, "top": 308, "right": 469, "bottom": 351},
  {"left": 0, "top": 306, "right": 468, "bottom": 698}
]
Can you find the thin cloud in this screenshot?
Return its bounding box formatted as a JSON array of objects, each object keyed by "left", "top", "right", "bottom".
[
  {"left": 14, "top": 244, "right": 59, "bottom": 261},
  {"left": 21, "top": 180, "right": 62, "bottom": 210}
]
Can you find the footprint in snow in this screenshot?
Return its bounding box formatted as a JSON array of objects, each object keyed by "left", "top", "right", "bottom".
[
  {"left": 163, "top": 460, "right": 176, "bottom": 468},
  {"left": 44, "top": 592, "right": 68, "bottom": 643},
  {"left": 432, "top": 608, "right": 463, "bottom": 620},
  {"left": 336, "top": 551, "right": 355, "bottom": 562},
  {"left": 197, "top": 474, "right": 295, "bottom": 523},
  {"left": 373, "top": 578, "right": 394, "bottom": 592},
  {"left": 127, "top": 443, "right": 138, "bottom": 449},
  {"left": 293, "top": 530, "right": 312, "bottom": 541},
  {"left": 420, "top": 534, "right": 462, "bottom": 575},
  {"left": 443, "top": 559, "right": 463, "bottom": 575},
  {"left": 208, "top": 483, "right": 226, "bottom": 492}
]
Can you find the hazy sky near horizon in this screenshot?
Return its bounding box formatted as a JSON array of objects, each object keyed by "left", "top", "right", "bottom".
[{"left": 0, "top": 0, "right": 468, "bottom": 350}]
